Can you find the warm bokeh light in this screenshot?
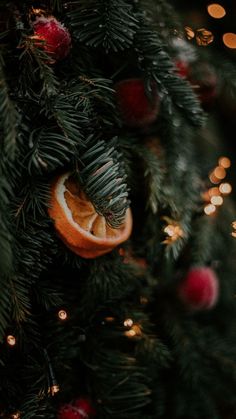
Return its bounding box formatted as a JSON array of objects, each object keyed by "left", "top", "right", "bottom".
[
  {"left": 214, "top": 166, "right": 226, "bottom": 180},
  {"left": 105, "top": 316, "right": 115, "bottom": 323},
  {"left": 204, "top": 204, "right": 216, "bottom": 215},
  {"left": 209, "top": 187, "right": 220, "bottom": 197},
  {"left": 232, "top": 222, "right": 236, "bottom": 238},
  {"left": 218, "top": 156, "right": 231, "bottom": 168},
  {"left": 124, "top": 318, "right": 134, "bottom": 327},
  {"left": 219, "top": 183, "right": 232, "bottom": 195},
  {"left": 223, "top": 33, "right": 236, "bottom": 49},
  {"left": 7, "top": 335, "right": 16, "bottom": 346},
  {"left": 185, "top": 26, "right": 195, "bottom": 40},
  {"left": 11, "top": 413, "right": 21, "bottom": 419},
  {"left": 210, "top": 195, "right": 223, "bottom": 206},
  {"left": 209, "top": 172, "right": 220, "bottom": 184},
  {"left": 51, "top": 385, "right": 60, "bottom": 396},
  {"left": 163, "top": 222, "right": 184, "bottom": 244},
  {"left": 207, "top": 4, "right": 226, "bottom": 19},
  {"left": 196, "top": 28, "right": 214, "bottom": 46},
  {"left": 58, "top": 310, "right": 68, "bottom": 320},
  {"left": 125, "top": 329, "right": 136, "bottom": 337}
]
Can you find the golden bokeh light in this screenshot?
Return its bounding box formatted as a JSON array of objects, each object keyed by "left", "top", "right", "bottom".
[
  {"left": 210, "top": 195, "right": 223, "bottom": 206},
  {"left": 124, "top": 318, "right": 134, "bottom": 327},
  {"left": 185, "top": 26, "right": 195, "bottom": 40},
  {"left": 214, "top": 166, "right": 226, "bottom": 180},
  {"left": 218, "top": 156, "right": 231, "bottom": 168},
  {"left": 207, "top": 4, "right": 226, "bottom": 19},
  {"left": 223, "top": 33, "right": 236, "bottom": 49},
  {"left": 50, "top": 385, "right": 60, "bottom": 396},
  {"left": 209, "top": 187, "right": 220, "bottom": 197},
  {"left": 196, "top": 28, "right": 214, "bottom": 46},
  {"left": 7, "top": 335, "right": 16, "bottom": 346},
  {"left": 204, "top": 204, "right": 216, "bottom": 215},
  {"left": 58, "top": 310, "right": 68, "bottom": 320},
  {"left": 219, "top": 183, "right": 232, "bottom": 195}
]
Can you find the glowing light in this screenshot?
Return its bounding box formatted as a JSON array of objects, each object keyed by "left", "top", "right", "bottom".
[
  {"left": 163, "top": 223, "right": 184, "bottom": 244},
  {"left": 105, "top": 316, "right": 115, "bottom": 323},
  {"left": 7, "top": 335, "right": 16, "bottom": 346},
  {"left": 219, "top": 183, "right": 232, "bottom": 195},
  {"left": 11, "top": 413, "right": 21, "bottom": 419},
  {"left": 125, "top": 329, "right": 136, "bottom": 337},
  {"left": 214, "top": 166, "right": 226, "bottom": 180},
  {"left": 218, "top": 156, "right": 231, "bottom": 168},
  {"left": 140, "top": 296, "right": 149, "bottom": 305},
  {"left": 196, "top": 28, "right": 214, "bottom": 46},
  {"left": 207, "top": 4, "right": 226, "bottom": 19},
  {"left": 124, "top": 318, "right": 134, "bottom": 327},
  {"left": 210, "top": 195, "right": 223, "bottom": 206},
  {"left": 209, "top": 172, "right": 220, "bottom": 184},
  {"left": 223, "top": 33, "right": 236, "bottom": 49},
  {"left": 231, "top": 222, "right": 236, "bottom": 238},
  {"left": 50, "top": 385, "right": 60, "bottom": 396},
  {"left": 209, "top": 187, "right": 220, "bottom": 197},
  {"left": 185, "top": 26, "right": 195, "bottom": 40},
  {"left": 204, "top": 204, "right": 216, "bottom": 215},
  {"left": 58, "top": 310, "right": 68, "bottom": 320}
]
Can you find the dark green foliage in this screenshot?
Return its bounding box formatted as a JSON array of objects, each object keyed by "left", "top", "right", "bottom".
[
  {"left": 0, "top": 0, "right": 236, "bottom": 418},
  {"left": 67, "top": 0, "right": 138, "bottom": 52}
]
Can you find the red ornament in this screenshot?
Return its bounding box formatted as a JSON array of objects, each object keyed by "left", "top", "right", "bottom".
[
  {"left": 115, "top": 78, "right": 160, "bottom": 127},
  {"left": 178, "top": 267, "right": 219, "bottom": 310},
  {"left": 33, "top": 17, "right": 71, "bottom": 62},
  {"left": 175, "top": 60, "right": 189, "bottom": 79},
  {"left": 58, "top": 398, "right": 96, "bottom": 419}
]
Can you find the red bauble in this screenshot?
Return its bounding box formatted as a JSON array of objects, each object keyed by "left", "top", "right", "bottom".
[
  {"left": 175, "top": 60, "right": 189, "bottom": 79},
  {"left": 33, "top": 17, "right": 71, "bottom": 62},
  {"left": 115, "top": 78, "right": 160, "bottom": 127},
  {"left": 58, "top": 398, "right": 96, "bottom": 419},
  {"left": 178, "top": 267, "right": 219, "bottom": 310}
]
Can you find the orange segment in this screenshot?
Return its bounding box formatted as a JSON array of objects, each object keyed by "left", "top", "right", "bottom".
[{"left": 48, "top": 173, "right": 132, "bottom": 258}]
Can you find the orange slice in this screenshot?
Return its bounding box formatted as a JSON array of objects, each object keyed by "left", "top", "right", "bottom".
[{"left": 48, "top": 173, "right": 133, "bottom": 258}]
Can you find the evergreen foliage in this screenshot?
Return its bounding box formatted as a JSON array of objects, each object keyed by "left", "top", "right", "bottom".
[{"left": 0, "top": 1, "right": 236, "bottom": 419}]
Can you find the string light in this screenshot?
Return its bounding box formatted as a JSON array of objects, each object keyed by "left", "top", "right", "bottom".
[
  {"left": 214, "top": 166, "right": 226, "bottom": 180},
  {"left": 162, "top": 217, "right": 184, "bottom": 244},
  {"left": 125, "top": 324, "right": 142, "bottom": 338},
  {"left": 124, "top": 318, "right": 134, "bottom": 327},
  {"left": 10, "top": 413, "right": 21, "bottom": 419},
  {"left": 232, "top": 222, "right": 236, "bottom": 238},
  {"left": 58, "top": 310, "right": 68, "bottom": 320},
  {"left": 6, "top": 335, "right": 16, "bottom": 346},
  {"left": 223, "top": 33, "right": 236, "bottom": 49},
  {"left": 218, "top": 156, "right": 231, "bottom": 169},
  {"left": 50, "top": 385, "right": 60, "bottom": 396},
  {"left": 207, "top": 4, "right": 226, "bottom": 19},
  {"left": 219, "top": 183, "right": 232, "bottom": 195},
  {"left": 209, "top": 187, "right": 220, "bottom": 197},
  {"left": 210, "top": 195, "right": 223, "bottom": 206},
  {"left": 204, "top": 204, "right": 216, "bottom": 216}
]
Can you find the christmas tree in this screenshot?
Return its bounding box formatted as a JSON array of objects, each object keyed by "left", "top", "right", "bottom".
[{"left": 1, "top": 1, "right": 236, "bottom": 418}]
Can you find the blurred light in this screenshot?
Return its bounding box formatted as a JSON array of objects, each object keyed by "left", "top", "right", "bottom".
[
  {"left": 51, "top": 385, "right": 60, "bottom": 396},
  {"left": 207, "top": 4, "right": 226, "bottom": 19},
  {"left": 11, "top": 413, "right": 21, "bottom": 419},
  {"left": 223, "top": 33, "right": 236, "bottom": 49},
  {"left": 124, "top": 318, "right": 134, "bottom": 327},
  {"left": 58, "top": 310, "right": 68, "bottom": 320},
  {"left": 209, "top": 172, "right": 220, "bottom": 184},
  {"left": 232, "top": 221, "right": 236, "bottom": 238},
  {"left": 185, "top": 26, "right": 195, "bottom": 40},
  {"left": 7, "top": 335, "right": 16, "bottom": 346},
  {"left": 214, "top": 166, "right": 226, "bottom": 180},
  {"left": 218, "top": 156, "right": 231, "bottom": 168},
  {"left": 204, "top": 204, "right": 216, "bottom": 215},
  {"left": 140, "top": 296, "right": 149, "bottom": 305},
  {"left": 196, "top": 28, "right": 214, "bottom": 46},
  {"left": 125, "top": 329, "right": 136, "bottom": 337},
  {"left": 209, "top": 187, "right": 220, "bottom": 197},
  {"left": 210, "top": 195, "right": 223, "bottom": 206},
  {"left": 105, "top": 316, "right": 115, "bottom": 323},
  {"left": 219, "top": 183, "right": 232, "bottom": 194}
]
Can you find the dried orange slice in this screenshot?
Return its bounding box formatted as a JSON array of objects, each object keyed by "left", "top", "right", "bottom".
[{"left": 48, "top": 173, "right": 132, "bottom": 258}]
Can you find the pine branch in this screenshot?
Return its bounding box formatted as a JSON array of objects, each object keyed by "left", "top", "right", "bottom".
[
  {"left": 19, "top": 37, "right": 59, "bottom": 97},
  {"left": 134, "top": 24, "right": 205, "bottom": 127},
  {"left": 26, "top": 128, "right": 78, "bottom": 175},
  {"left": 0, "top": 53, "right": 19, "bottom": 159},
  {"left": 75, "top": 135, "right": 130, "bottom": 228},
  {"left": 67, "top": 0, "right": 139, "bottom": 52}
]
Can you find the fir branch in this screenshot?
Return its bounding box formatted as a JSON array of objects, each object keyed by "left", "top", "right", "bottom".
[
  {"left": 134, "top": 24, "right": 205, "bottom": 127},
  {"left": 0, "top": 53, "right": 19, "bottom": 159},
  {"left": 67, "top": 0, "right": 138, "bottom": 52},
  {"left": 26, "top": 128, "right": 78, "bottom": 174},
  {"left": 19, "top": 37, "right": 59, "bottom": 97},
  {"left": 75, "top": 135, "right": 130, "bottom": 228},
  {"left": 0, "top": 275, "right": 10, "bottom": 341}
]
